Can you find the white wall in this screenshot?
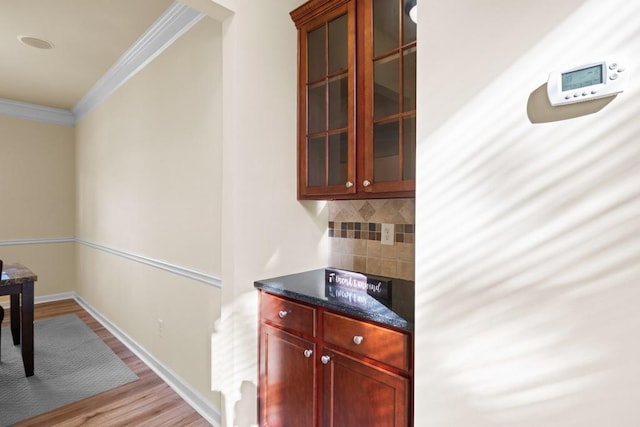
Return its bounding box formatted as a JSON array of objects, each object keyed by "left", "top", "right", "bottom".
[
  {"left": 75, "top": 16, "right": 224, "bottom": 415},
  {"left": 416, "top": 0, "right": 640, "bottom": 425}
]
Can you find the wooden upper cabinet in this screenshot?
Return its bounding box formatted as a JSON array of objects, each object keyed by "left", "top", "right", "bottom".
[
  {"left": 291, "top": 0, "right": 416, "bottom": 200},
  {"left": 292, "top": 0, "right": 356, "bottom": 199}
]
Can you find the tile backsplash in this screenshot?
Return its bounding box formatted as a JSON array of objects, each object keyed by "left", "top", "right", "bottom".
[{"left": 328, "top": 199, "right": 415, "bottom": 281}]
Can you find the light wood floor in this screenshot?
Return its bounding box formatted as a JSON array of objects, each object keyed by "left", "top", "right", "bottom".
[{"left": 4, "top": 299, "right": 211, "bottom": 426}]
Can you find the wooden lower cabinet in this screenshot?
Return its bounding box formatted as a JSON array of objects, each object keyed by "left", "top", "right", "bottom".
[
  {"left": 322, "top": 349, "right": 409, "bottom": 427},
  {"left": 260, "top": 325, "right": 317, "bottom": 427},
  {"left": 259, "top": 292, "right": 412, "bottom": 427}
]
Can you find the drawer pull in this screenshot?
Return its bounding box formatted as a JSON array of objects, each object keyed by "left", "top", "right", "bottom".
[
  {"left": 353, "top": 335, "right": 364, "bottom": 345},
  {"left": 321, "top": 355, "right": 331, "bottom": 364},
  {"left": 303, "top": 349, "right": 313, "bottom": 358},
  {"left": 278, "top": 310, "right": 288, "bottom": 319}
]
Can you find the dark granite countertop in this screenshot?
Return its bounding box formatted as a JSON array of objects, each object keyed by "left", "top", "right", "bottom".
[
  {"left": 1, "top": 263, "right": 37, "bottom": 286},
  {"left": 254, "top": 268, "right": 414, "bottom": 331}
]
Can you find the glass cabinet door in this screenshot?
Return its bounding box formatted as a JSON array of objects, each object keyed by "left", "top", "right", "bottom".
[
  {"left": 292, "top": 0, "right": 415, "bottom": 199},
  {"left": 297, "top": 2, "right": 356, "bottom": 198},
  {"left": 363, "top": 0, "right": 416, "bottom": 194}
]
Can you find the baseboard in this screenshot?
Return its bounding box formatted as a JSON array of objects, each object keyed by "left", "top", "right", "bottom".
[
  {"left": 54, "top": 293, "right": 222, "bottom": 426},
  {"left": 1, "top": 293, "right": 75, "bottom": 309}
]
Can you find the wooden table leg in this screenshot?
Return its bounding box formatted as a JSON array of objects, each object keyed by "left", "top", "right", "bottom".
[
  {"left": 10, "top": 293, "right": 20, "bottom": 345},
  {"left": 0, "top": 305, "right": 3, "bottom": 361},
  {"left": 21, "top": 281, "right": 34, "bottom": 377}
]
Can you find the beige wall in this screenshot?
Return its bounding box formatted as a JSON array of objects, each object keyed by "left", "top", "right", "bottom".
[
  {"left": 0, "top": 116, "right": 76, "bottom": 299},
  {"left": 74, "top": 16, "right": 223, "bottom": 411},
  {"left": 416, "top": 0, "right": 640, "bottom": 425},
  {"left": 2, "top": 2, "right": 327, "bottom": 424}
]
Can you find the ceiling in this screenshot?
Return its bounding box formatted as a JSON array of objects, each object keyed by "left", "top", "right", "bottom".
[{"left": 0, "top": 0, "right": 174, "bottom": 110}]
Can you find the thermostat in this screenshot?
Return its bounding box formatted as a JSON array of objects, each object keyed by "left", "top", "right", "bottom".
[{"left": 547, "top": 57, "right": 628, "bottom": 106}]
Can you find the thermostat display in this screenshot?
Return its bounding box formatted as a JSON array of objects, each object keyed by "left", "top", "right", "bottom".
[
  {"left": 562, "top": 65, "right": 603, "bottom": 91},
  {"left": 547, "top": 57, "right": 628, "bottom": 106}
]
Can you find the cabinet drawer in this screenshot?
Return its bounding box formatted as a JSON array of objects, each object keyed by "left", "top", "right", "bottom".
[
  {"left": 323, "top": 311, "right": 409, "bottom": 371},
  {"left": 261, "top": 293, "right": 316, "bottom": 337}
]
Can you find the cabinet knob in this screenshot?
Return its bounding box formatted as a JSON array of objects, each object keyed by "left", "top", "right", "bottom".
[
  {"left": 353, "top": 335, "right": 364, "bottom": 345},
  {"left": 345, "top": 181, "right": 353, "bottom": 188},
  {"left": 363, "top": 180, "right": 371, "bottom": 187},
  {"left": 303, "top": 349, "right": 313, "bottom": 358},
  {"left": 278, "top": 310, "right": 288, "bottom": 319},
  {"left": 321, "top": 355, "right": 331, "bottom": 364}
]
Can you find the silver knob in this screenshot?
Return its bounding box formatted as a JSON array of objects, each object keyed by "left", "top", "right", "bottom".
[
  {"left": 353, "top": 335, "right": 364, "bottom": 345},
  {"left": 345, "top": 181, "right": 353, "bottom": 188},
  {"left": 321, "top": 355, "right": 331, "bottom": 364},
  {"left": 363, "top": 180, "right": 371, "bottom": 187},
  {"left": 278, "top": 310, "right": 288, "bottom": 319},
  {"left": 304, "top": 349, "right": 313, "bottom": 358}
]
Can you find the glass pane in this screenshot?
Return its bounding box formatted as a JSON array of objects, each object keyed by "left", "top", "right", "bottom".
[
  {"left": 308, "top": 82, "right": 326, "bottom": 134},
  {"left": 308, "top": 136, "right": 326, "bottom": 187},
  {"left": 374, "top": 54, "right": 400, "bottom": 119},
  {"left": 374, "top": 0, "right": 399, "bottom": 56},
  {"left": 403, "top": 116, "right": 416, "bottom": 180},
  {"left": 328, "top": 14, "right": 348, "bottom": 74},
  {"left": 328, "top": 132, "right": 348, "bottom": 185},
  {"left": 328, "top": 75, "right": 348, "bottom": 130},
  {"left": 374, "top": 120, "right": 400, "bottom": 182},
  {"left": 403, "top": 47, "right": 416, "bottom": 112},
  {"left": 403, "top": 4, "right": 417, "bottom": 44},
  {"left": 308, "top": 26, "right": 326, "bottom": 82}
]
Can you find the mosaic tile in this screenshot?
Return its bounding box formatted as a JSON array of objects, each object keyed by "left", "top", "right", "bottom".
[{"left": 327, "top": 199, "right": 415, "bottom": 281}]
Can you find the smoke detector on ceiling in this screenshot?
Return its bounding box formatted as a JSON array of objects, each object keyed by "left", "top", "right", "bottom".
[{"left": 18, "top": 35, "right": 55, "bottom": 50}]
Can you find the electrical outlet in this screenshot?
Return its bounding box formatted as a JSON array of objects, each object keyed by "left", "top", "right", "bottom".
[
  {"left": 381, "top": 223, "right": 394, "bottom": 245},
  {"left": 157, "top": 318, "right": 164, "bottom": 337}
]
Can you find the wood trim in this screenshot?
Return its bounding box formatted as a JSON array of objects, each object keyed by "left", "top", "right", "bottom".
[{"left": 290, "top": 0, "right": 352, "bottom": 27}]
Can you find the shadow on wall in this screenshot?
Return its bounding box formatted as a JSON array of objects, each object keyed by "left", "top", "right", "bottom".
[
  {"left": 415, "top": 3, "right": 640, "bottom": 419},
  {"left": 527, "top": 83, "right": 615, "bottom": 123}
]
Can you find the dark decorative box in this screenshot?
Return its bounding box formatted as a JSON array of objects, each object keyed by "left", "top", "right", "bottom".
[{"left": 325, "top": 268, "right": 392, "bottom": 308}]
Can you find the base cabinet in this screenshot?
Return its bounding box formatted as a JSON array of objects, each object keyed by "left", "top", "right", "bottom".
[
  {"left": 258, "top": 292, "right": 413, "bottom": 427},
  {"left": 322, "top": 349, "right": 409, "bottom": 427},
  {"left": 260, "top": 325, "right": 317, "bottom": 427}
]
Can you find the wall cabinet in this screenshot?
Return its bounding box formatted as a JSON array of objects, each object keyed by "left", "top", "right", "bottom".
[
  {"left": 258, "top": 291, "right": 413, "bottom": 426},
  {"left": 291, "top": 0, "right": 417, "bottom": 200}
]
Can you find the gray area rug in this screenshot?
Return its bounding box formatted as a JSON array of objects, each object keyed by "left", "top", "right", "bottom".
[{"left": 0, "top": 313, "right": 138, "bottom": 426}]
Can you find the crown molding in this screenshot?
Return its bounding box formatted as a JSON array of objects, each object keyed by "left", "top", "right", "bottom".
[
  {"left": 0, "top": 2, "right": 204, "bottom": 126},
  {"left": 73, "top": 2, "right": 204, "bottom": 121},
  {"left": 0, "top": 98, "right": 75, "bottom": 126}
]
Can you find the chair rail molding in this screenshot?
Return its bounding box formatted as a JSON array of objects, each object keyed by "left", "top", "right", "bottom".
[
  {"left": 0, "top": 237, "right": 75, "bottom": 246},
  {"left": 75, "top": 239, "right": 222, "bottom": 288},
  {"left": 0, "top": 237, "right": 221, "bottom": 288}
]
